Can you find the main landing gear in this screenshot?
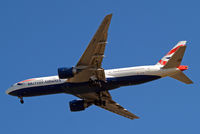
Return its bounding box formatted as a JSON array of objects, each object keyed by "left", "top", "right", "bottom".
[
  {"left": 18, "top": 97, "right": 24, "bottom": 104},
  {"left": 94, "top": 92, "right": 106, "bottom": 106},
  {"left": 89, "top": 79, "right": 103, "bottom": 88},
  {"left": 88, "top": 76, "right": 107, "bottom": 88}
]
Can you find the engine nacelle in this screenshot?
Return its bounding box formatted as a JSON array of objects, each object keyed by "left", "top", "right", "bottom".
[
  {"left": 58, "top": 67, "right": 77, "bottom": 79},
  {"left": 69, "top": 100, "right": 88, "bottom": 112}
]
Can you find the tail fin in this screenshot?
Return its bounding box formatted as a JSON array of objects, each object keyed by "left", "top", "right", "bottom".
[{"left": 156, "top": 41, "right": 186, "bottom": 68}]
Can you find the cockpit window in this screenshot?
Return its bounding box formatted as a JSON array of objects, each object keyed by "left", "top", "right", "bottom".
[{"left": 17, "top": 83, "right": 23, "bottom": 85}]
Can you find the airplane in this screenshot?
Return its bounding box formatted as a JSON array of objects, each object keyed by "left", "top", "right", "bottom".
[{"left": 6, "top": 14, "right": 193, "bottom": 120}]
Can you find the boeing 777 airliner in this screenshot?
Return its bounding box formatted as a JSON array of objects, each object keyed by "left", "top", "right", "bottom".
[{"left": 6, "top": 14, "right": 193, "bottom": 120}]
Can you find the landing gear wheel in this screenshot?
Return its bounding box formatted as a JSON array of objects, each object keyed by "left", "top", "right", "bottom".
[
  {"left": 19, "top": 97, "right": 24, "bottom": 104},
  {"left": 20, "top": 99, "right": 24, "bottom": 104}
]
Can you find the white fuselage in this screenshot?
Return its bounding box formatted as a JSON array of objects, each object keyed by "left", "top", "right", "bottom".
[{"left": 6, "top": 65, "right": 179, "bottom": 97}]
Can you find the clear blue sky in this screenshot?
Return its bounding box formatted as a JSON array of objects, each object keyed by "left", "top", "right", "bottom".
[{"left": 0, "top": 0, "right": 199, "bottom": 133}]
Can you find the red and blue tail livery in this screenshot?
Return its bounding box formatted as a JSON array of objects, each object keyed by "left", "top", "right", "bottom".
[
  {"left": 157, "top": 41, "right": 187, "bottom": 66},
  {"left": 6, "top": 14, "right": 193, "bottom": 120}
]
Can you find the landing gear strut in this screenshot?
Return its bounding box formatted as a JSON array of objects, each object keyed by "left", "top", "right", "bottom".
[
  {"left": 94, "top": 92, "right": 106, "bottom": 106},
  {"left": 18, "top": 97, "right": 24, "bottom": 104}
]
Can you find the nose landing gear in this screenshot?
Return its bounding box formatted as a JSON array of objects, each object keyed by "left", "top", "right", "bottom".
[{"left": 18, "top": 97, "right": 24, "bottom": 104}]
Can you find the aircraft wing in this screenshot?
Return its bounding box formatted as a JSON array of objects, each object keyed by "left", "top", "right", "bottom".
[
  {"left": 68, "top": 14, "right": 112, "bottom": 82},
  {"left": 76, "top": 91, "right": 139, "bottom": 120}
]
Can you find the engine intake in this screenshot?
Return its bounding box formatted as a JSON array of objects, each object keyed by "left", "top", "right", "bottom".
[
  {"left": 58, "top": 67, "right": 77, "bottom": 79},
  {"left": 69, "top": 99, "right": 89, "bottom": 112}
]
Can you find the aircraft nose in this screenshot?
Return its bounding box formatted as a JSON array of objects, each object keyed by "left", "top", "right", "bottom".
[
  {"left": 6, "top": 87, "right": 16, "bottom": 96},
  {"left": 6, "top": 88, "right": 12, "bottom": 95}
]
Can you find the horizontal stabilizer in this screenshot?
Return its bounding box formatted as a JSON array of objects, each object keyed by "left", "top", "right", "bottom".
[{"left": 170, "top": 71, "right": 193, "bottom": 84}]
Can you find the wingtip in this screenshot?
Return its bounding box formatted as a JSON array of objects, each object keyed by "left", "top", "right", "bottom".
[
  {"left": 134, "top": 116, "right": 140, "bottom": 119},
  {"left": 130, "top": 116, "right": 140, "bottom": 120},
  {"left": 187, "top": 81, "right": 194, "bottom": 84},
  {"left": 130, "top": 115, "right": 140, "bottom": 120},
  {"left": 106, "top": 13, "right": 113, "bottom": 18}
]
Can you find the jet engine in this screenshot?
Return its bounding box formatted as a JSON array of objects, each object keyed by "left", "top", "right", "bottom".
[
  {"left": 58, "top": 67, "right": 77, "bottom": 79},
  {"left": 69, "top": 99, "right": 90, "bottom": 112}
]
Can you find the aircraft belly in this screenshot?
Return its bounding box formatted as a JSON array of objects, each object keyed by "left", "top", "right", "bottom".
[
  {"left": 65, "top": 75, "right": 161, "bottom": 94},
  {"left": 106, "top": 75, "right": 161, "bottom": 87},
  {"left": 64, "top": 82, "right": 118, "bottom": 94}
]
